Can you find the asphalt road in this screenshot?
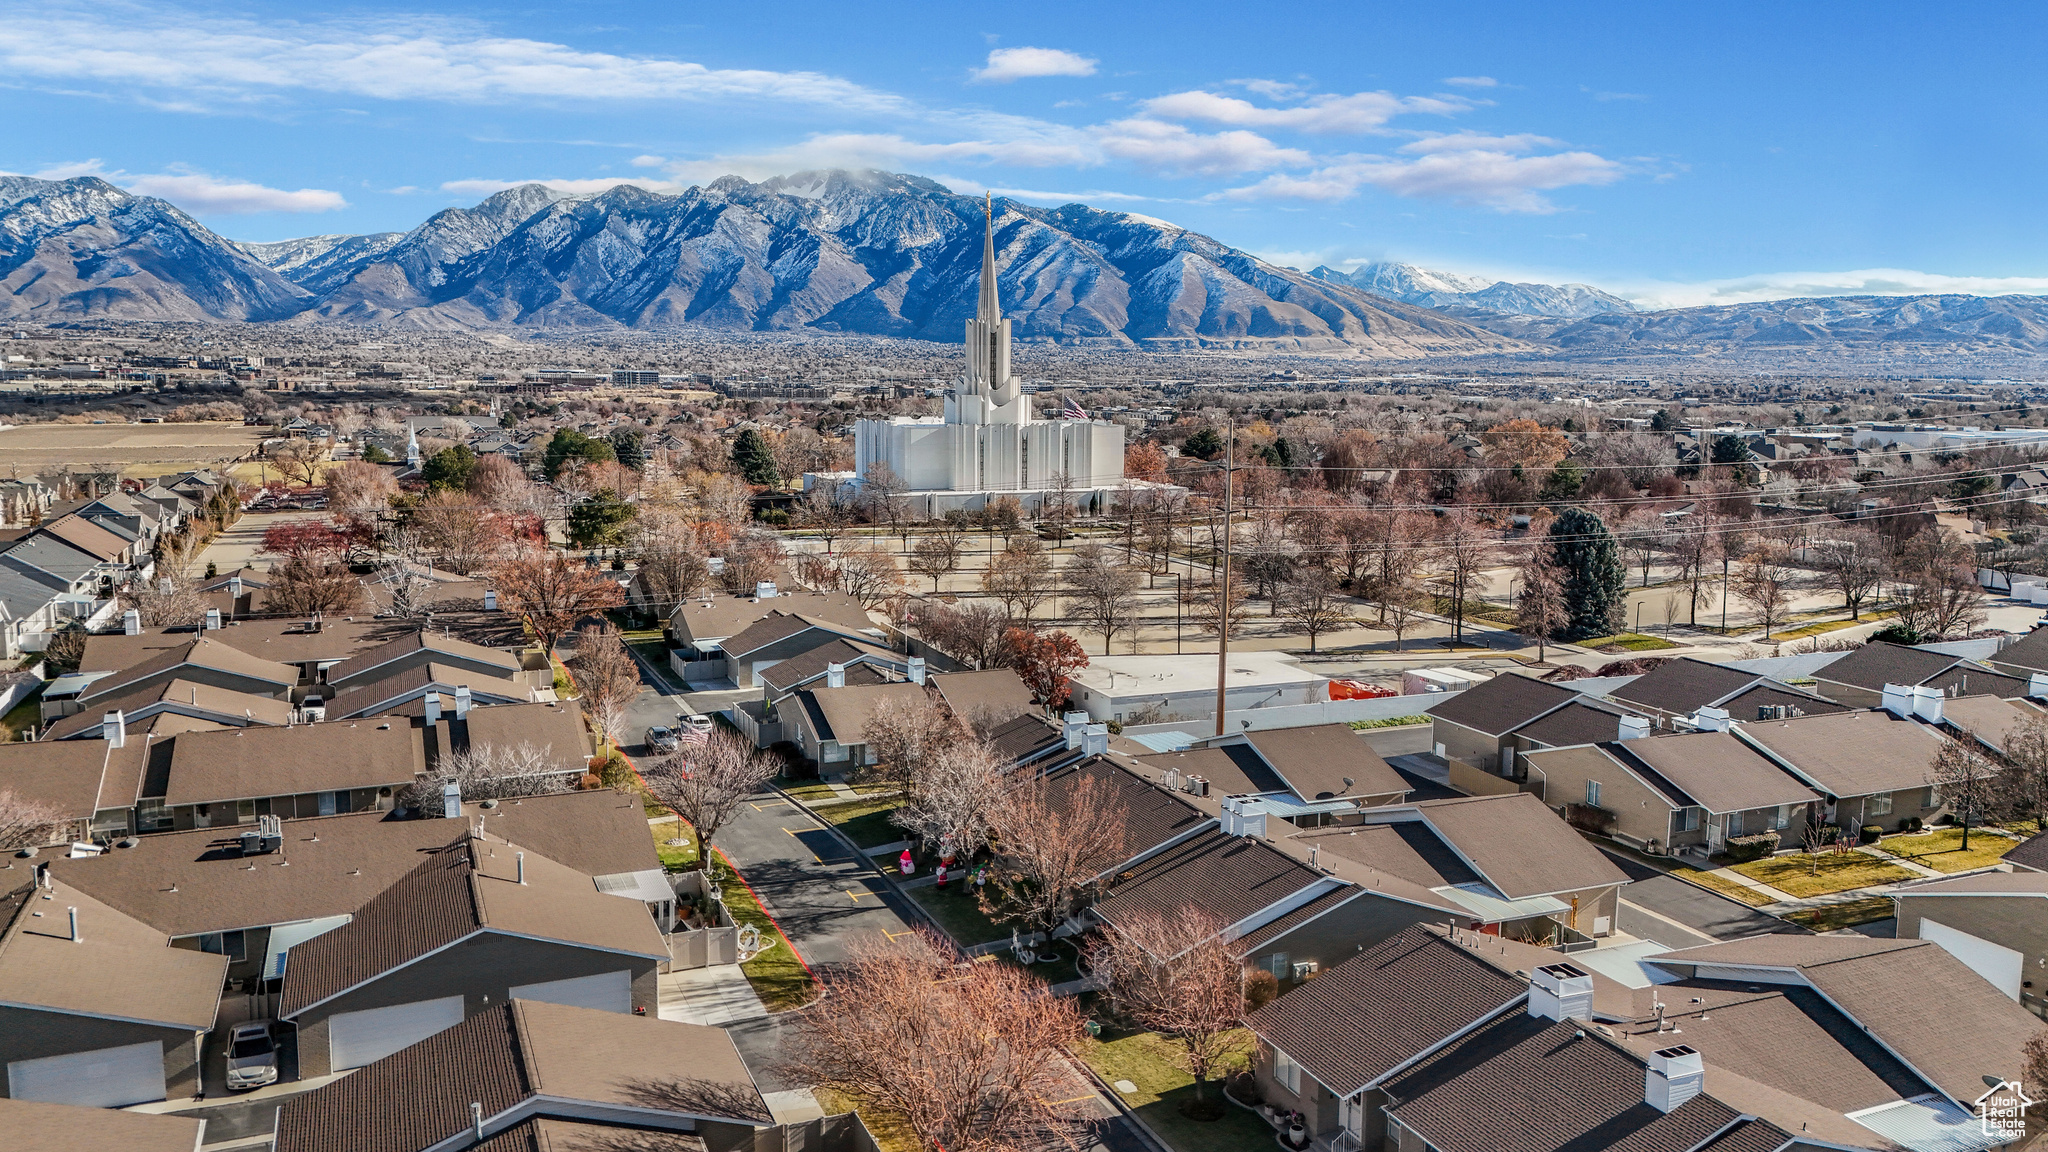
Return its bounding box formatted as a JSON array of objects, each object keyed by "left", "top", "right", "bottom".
[{"left": 1602, "top": 849, "right": 1807, "bottom": 942}]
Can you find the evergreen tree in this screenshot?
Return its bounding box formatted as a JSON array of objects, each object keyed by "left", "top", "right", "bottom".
[
  {"left": 421, "top": 444, "right": 477, "bottom": 490},
  {"left": 568, "top": 488, "right": 637, "bottom": 548},
  {"left": 731, "top": 429, "right": 781, "bottom": 486},
  {"left": 609, "top": 427, "right": 646, "bottom": 470},
  {"left": 543, "top": 428, "right": 615, "bottom": 479},
  {"left": 1182, "top": 427, "right": 1224, "bottom": 460},
  {"left": 1547, "top": 507, "right": 1628, "bottom": 641},
  {"left": 1649, "top": 408, "right": 1679, "bottom": 432}
]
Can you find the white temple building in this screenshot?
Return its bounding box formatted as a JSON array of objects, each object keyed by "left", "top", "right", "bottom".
[{"left": 850, "top": 201, "right": 1138, "bottom": 516}]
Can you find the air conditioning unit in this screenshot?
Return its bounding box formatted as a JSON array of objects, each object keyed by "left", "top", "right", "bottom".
[{"left": 1291, "top": 961, "right": 1318, "bottom": 980}]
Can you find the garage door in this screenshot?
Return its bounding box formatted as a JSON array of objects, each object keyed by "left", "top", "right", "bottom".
[
  {"left": 8, "top": 1040, "right": 165, "bottom": 1108},
  {"left": 509, "top": 970, "right": 632, "bottom": 1013},
  {"left": 1921, "top": 918, "right": 2024, "bottom": 1000},
  {"left": 328, "top": 996, "right": 465, "bottom": 1070}
]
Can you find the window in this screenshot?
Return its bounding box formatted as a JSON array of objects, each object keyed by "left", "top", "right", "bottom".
[
  {"left": 1726, "top": 810, "right": 1744, "bottom": 837},
  {"left": 1585, "top": 780, "right": 1602, "bottom": 808},
  {"left": 1267, "top": 952, "right": 1290, "bottom": 979},
  {"left": 1271, "top": 1046, "right": 1301, "bottom": 1095},
  {"left": 1774, "top": 805, "right": 1792, "bottom": 831},
  {"left": 1672, "top": 807, "right": 1700, "bottom": 834},
  {"left": 1020, "top": 436, "right": 1029, "bottom": 486},
  {"left": 1867, "top": 793, "right": 1893, "bottom": 817},
  {"left": 1922, "top": 787, "right": 1939, "bottom": 810},
  {"left": 135, "top": 799, "right": 171, "bottom": 832},
  {"left": 237, "top": 798, "right": 257, "bottom": 823},
  {"left": 200, "top": 930, "right": 247, "bottom": 962}
]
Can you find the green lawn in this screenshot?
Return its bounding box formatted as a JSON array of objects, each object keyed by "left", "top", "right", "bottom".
[
  {"left": 649, "top": 817, "right": 700, "bottom": 870},
  {"left": 1876, "top": 827, "right": 2019, "bottom": 873},
  {"left": 780, "top": 779, "right": 903, "bottom": 803},
  {"left": 1073, "top": 1029, "right": 1267, "bottom": 1152},
  {"left": 1574, "top": 632, "right": 1680, "bottom": 652},
  {"left": 1729, "top": 852, "right": 1917, "bottom": 898},
  {"left": 1348, "top": 715, "right": 1430, "bottom": 730},
  {"left": 811, "top": 1091, "right": 919, "bottom": 1152},
  {"left": 822, "top": 798, "right": 909, "bottom": 849},
  {"left": 908, "top": 882, "right": 1008, "bottom": 948},
  {"left": 1768, "top": 611, "right": 1896, "bottom": 642},
  {"left": 1781, "top": 896, "right": 1896, "bottom": 932},
  {"left": 0, "top": 687, "right": 43, "bottom": 741},
  {"left": 710, "top": 853, "right": 819, "bottom": 1012},
  {"left": 1672, "top": 867, "right": 1776, "bottom": 907}
]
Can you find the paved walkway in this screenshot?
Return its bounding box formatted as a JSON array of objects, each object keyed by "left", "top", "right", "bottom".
[{"left": 658, "top": 964, "right": 767, "bottom": 1026}]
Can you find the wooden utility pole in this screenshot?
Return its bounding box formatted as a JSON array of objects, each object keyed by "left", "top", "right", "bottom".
[{"left": 1215, "top": 421, "right": 1233, "bottom": 736}]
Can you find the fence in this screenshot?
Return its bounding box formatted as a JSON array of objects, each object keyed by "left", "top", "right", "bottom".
[
  {"left": 664, "top": 870, "right": 740, "bottom": 970},
  {"left": 1120, "top": 690, "right": 1457, "bottom": 740}
]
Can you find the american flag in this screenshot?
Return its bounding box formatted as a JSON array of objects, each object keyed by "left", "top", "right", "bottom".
[
  {"left": 677, "top": 724, "right": 709, "bottom": 747},
  {"left": 1061, "top": 395, "right": 1089, "bottom": 420}
]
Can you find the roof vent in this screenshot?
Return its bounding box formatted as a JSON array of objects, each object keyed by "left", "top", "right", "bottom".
[
  {"left": 1690, "top": 705, "right": 1731, "bottom": 733},
  {"left": 1910, "top": 684, "right": 1943, "bottom": 724},
  {"left": 1881, "top": 683, "right": 1914, "bottom": 717},
  {"left": 1617, "top": 714, "right": 1651, "bottom": 741},
  {"left": 1529, "top": 962, "right": 1594, "bottom": 1023}
]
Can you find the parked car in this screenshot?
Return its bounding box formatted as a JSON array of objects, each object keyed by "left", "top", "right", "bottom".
[
  {"left": 225, "top": 1021, "right": 278, "bottom": 1091},
  {"left": 679, "top": 713, "right": 714, "bottom": 733},
  {"left": 645, "top": 725, "right": 680, "bottom": 753}
]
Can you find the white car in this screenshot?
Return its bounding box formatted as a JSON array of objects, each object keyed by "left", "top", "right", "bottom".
[
  {"left": 679, "top": 713, "right": 714, "bottom": 733},
  {"left": 225, "top": 1021, "right": 278, "bottom": 1091}
]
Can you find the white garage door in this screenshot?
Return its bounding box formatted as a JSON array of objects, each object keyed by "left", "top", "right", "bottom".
[
  {"left": 509, "top": 970, "right": 632, "bottom": 1014},
  {"left": 8, "top": 1040, "right": 165, "bottom": 1108},
  {"left": 328, "top": 996, "right": 465, "bottom": 1070},
  {"left": 1920, "top": 917, "right": 2024, "bottom": 1000}
]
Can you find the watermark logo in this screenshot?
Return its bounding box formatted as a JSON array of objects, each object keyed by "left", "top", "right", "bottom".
[{"left": 1975, "top": 1079, "right": 2034, "bottom": 1142}]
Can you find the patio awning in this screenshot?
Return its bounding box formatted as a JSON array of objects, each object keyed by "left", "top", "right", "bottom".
[{"left": 1432, "top": 883, "right": 1570, "bottom": 924}]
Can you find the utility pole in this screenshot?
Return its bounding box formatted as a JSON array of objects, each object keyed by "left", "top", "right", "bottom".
[{"left": 1215, "top": 421, "right": 1233, "bottom": 737}]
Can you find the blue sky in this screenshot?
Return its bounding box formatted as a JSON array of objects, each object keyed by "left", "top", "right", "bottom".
[{"left": 5, "top": 0, "right": 2046, "bottom": 307}]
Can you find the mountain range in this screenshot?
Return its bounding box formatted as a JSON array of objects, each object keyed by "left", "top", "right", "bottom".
[
  {"left": 5, "top": 170, "right": 2048, "bottom": 361},
  {"left": 1309, "top": 260, "right": 1639, "bottom": 319}
]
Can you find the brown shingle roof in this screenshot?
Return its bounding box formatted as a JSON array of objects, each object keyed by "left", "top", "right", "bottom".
[
  {"left": 1293, "top": 822, "right": 1482, "bottom": 891},
  {"left": 327, "top": 662, "right": 528, "bottom": 718},
  {"left": 1132, "top": 745, "right": 1286, "bottom": 797},
  {"left": 1043, "top": 757, "right": 1208, "bottom": 875},
  {"left": 1607, "top": 731, "right": 1820, "bottom": 814},
  {"left": 472, "top": 1118, "right": 708, "bottom": 1152},
  {"left": 1239, "top": 724, "right": 1409, "bottom": 800},
  {"left": 1715, "top": 682, "right": 1851, "bottom": 720},
  {"left": 46, "top": 677, "right": 292, "bottom": 739},
  {"left": 0, "top": 738, "right": 109, "bottom": 823},
  {"left": 445, "top": 700, "right": 592, "bottom": 769},
  {"left": 1815, "top": 641, "right": 1963, "bottom": 692},
  {"left": 469, "top": 789, "right": 663, "bottom": 879},
  {"left": 1990, "top": 626, "right": 2048, "bottom": 674},
  {"left": 1423, "top": 672, "right": 1577, "bottom": 737},
  {"left": 1505, "top": 698, "right": 1630, "bottom": 748},
  {"left": 280, "top": 833, "right": 665, "bottom": 1017},
  {"left": 1093, "top": 828, "right": 1325, "bottom": 931},
  {"left": 801, "top": 681, "right": 928, "bottom": 744},
  {"left": 79, "top": 636, "right": 298, "bottom": 704},
  {"left": 1608, "top": 657, "right": 1760, "bottom": 715},
  {"left": 327, "top": 629, "right": 522, "bottom": 686},
  {"left": 2003, "top": 827, "right": 2048, "bottom": 873},
  {"left": 757, "top": 638, "right": 898, "bottom": 692},
  {"left": 0, "top": 879, "right": 226, "bottom": 1030},
  {"left": 1735, "top": 709, "right": 1955, "bottom": 798},
  {"left": 1247, "top": 925, "right": 1526, "bottom": 1096},
  {"left": 1938, "top": 693, "right": 2044, "bottom": 755},
  {"left": 672, "top": 590, "right": 870, "bottom": 643},
  {"left": 3, "top": 1096, "right": 208, "bottom": 1152},
  {"left": 1404, "top": 794, "right": 1630, "bottom": 899},
  {"left": 161, "top": 720, "right": 425, "bottom": 807},
  {"left": 276, "top": 1000, "right": 769, "bottom": 1152},
  {"left": 930, "top": 669, "right": 1035, "bottom": 727}
]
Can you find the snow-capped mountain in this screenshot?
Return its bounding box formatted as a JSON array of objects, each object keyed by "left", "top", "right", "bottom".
[
  {"left": 233, "top": 232, "right": 403, "bottom": 294},
  {"left": 0, "top": 177, "right": 308, "bottom": 322},
  {"left": 1312, "top": 260, "right": 1639, "bottom": 319}
]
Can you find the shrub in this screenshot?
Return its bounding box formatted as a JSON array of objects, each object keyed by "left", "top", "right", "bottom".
[
  {"left": 1860, "top": 824, "right": 1884, "bottom": 845},
  {"left": 598, "top": 753, "right": 636, "bottom": 790},
  {"left": 1869, "top": 622, "right": 1923, "bottom": 645},
  {"left": 1563, "top": 802, "right": 1617, "bottom": 834},
  {"left": 1724, "top": 832, "right": 1780, "bottom": 863},
  {"left": 756, "top": 508, "right": 790, "bottom": 526},
  {"left": 1905, "top": 816, "right": 1923, "bottom": 832}
]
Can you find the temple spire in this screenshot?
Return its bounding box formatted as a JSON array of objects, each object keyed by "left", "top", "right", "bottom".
[{"left": 977, "top": 192, "right": 999, "bottom": 323}]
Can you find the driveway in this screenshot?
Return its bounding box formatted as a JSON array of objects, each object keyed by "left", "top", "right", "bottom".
[{"left": 1602, "top": 849, "right": 1807, "bottom": 942}]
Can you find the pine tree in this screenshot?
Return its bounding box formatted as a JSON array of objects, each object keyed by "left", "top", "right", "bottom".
[
  {"left": 1547, "top": 508, "right": 1627, "bottom": 641},
  {"left": 731, "top": 429, "right": 780, "bottom": 486}
]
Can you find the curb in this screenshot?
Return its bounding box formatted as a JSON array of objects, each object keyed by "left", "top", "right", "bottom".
[
  {"left": 1064, "top": 1048, "right": 1178, "bottom": 1152},
  {"left": 768, "top": 783, "right": 959, "bottom": 948}
]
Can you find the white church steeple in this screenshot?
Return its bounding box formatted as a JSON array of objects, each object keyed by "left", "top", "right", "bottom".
[{"left": 956, "top": 194, "right": 1024, "bottom": 424}]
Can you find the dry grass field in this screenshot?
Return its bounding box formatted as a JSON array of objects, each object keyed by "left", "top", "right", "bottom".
[{"left": 0, "top": 422, "right": 266, "bottom": 476}]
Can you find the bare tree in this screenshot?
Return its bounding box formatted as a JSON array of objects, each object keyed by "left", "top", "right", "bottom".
[
  {"left": 801, "top": 484, "right": 856, "bottom": 553},
  {"left": 1281, "top": 568, "right": 1354, "bottom": 654},
  {"left": 1898, "top": 529, "right": 1986, "bottom": 640},
  {"left": 1427, "top": 513, "right": 1495, "bottom": 644},
  {"left": 891, "top": 739, "right": 1008, "bottom": 861},
  {"left": 572, "top": 623, "right": 642, "bottom": 755},
  {"left": 718, "top": 531, "right": 785, "bottom": 596},
  {"left": 268, "top": 556, "right": 365, "bottom": 617},
  {"left": 400, "top": 742, "right": 573, "bottom": 813},
  {"left": 1040, "top": 471, "right": 1078, "bottom": 536},
  {"left": 0, "top": 789, "right": 70, "bottom": 850},
  {"left": 491, "top": 547, "right": 626, "bottom": 656},
  {"left": 268, "top": 439, "right": 328, "bottom": 487},
  {"left": 858, "top": 462, "right": 909, "bottom": 544},
  {"left": 982, "top": 539, "right": 1052, "bottom": 621},
  {"left": 984, "top": 771, "right": 1127, "bottom": 937},
  {"left": 1067, "top": 543, "right": 1143, "bottom": 654},
  {"left": 641, "top": 728, "right": 778, "bottom": 861},
  {"left": 1929, "top": 739, "right": 2001, "bottom": 852},
  {"left": 1515, "top": 547, "right": 1569, "bottom": 662},
  {"left": 830, "top": 545, "right": 904, "bottom": 612},
  {"left": 1811, "top": 530, "right": 1884, "bottom": 620},
  {"left": 1087, "top": 907, "right": 1256, "bottom": 1108},
  {"left": 629, "top": 508, "right": 711, "bottom": 612},
  {"left": 1180, "top": 572, "right": 1250, "bottom": 640},
  {"left": 860, "top": 694, "right": 965, "bottom": 787},
  {"left": 909, "top": 526, "right": 966, "bottom": 592},
  {"left": 781, "top": 930, "right": 1090, "bottom": 1152},
  {"left": 910, "top": 600, "right": 1007, "bottom": 668},
  {"left": 1380, "top": 584, "right": 1423, "bottom": 652},
  {"left": 414, "top": 489, "right": 510, "bottom": 575},
  {"left": 2000, "top": 714, "right": 2048, "bottom": 828},
  {"left": 1732, "top": 544, "right": 1800, "bottom": 644},
  {"left": 124, "top": 533, "right": 209, "bottom": 628}
]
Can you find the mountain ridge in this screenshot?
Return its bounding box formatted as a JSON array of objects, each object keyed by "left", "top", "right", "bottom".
[{"left": 1310, "top": 260, "right": 1640, "bottom": 319}]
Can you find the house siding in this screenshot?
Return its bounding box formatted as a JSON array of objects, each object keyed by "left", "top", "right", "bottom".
[
  {"left": 288, "top": 932, "right": 659, "bottom": 1077},
  {"left": 1429, "top": 716, "right": 1508, "bottom": 779},
  {"left": 1522, "top": 748, "right": 1684, "bottom": 851},
  {"left": 0, "top": 1005, "right": 201, "bottom": 1101},
  {"left": 1895, "top": 895, "right": 2048, "bottom": 1019}
]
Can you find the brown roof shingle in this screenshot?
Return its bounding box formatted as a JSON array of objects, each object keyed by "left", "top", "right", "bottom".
[
  {"left": 1239, "top": 724, "right": 1409, "bottom": 800},
  {"left": 1403, "top": 793, "right": 1630, "bottom": 899},
  {"left": 1424, "top": 672, "right": 1578, "bottom": 737},
  {"left": 1735, "top": 709, "right": 1955, "bottom": 798},
  {"left": 160, "top": 720, "right": 425, "bottom": 807}
]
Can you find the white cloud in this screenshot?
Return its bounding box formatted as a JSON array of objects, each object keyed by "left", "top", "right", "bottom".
[
  {"left": 1141, "top": 89, "right": 1467, "bottom": 134},
  {"left": 1399, "top": 132, "right": 1559, "bottom": 155},
  {"left": 15, "top": 159, "right": 346, "bottom": 213},
  {"left": 1443, "top": 76, "right": 1498, "bottom": 88},
  {"left": 630, "top": 155, "right": 666, "bottom": 168},
  {"left": 1234, "top": 78, "right": 1307, "bottom": 100},
  {"left": 971, "top": 47, "right": 1098, "bottom": 83},
  {"left": 1096, "top": 118, "right": 1308, "bottom": 176},
  {"left": 932, "top": 175, "right": 1157, "bottom": 203},
  {"left": 1618, "top": 268, "right": 2048, "bottom": 310},
  {"left": 0, "top": 3, "right": 907, "bottom": 112},
  {"left": 1222, "top": 145, "right": 1621, "bottom": 212}
]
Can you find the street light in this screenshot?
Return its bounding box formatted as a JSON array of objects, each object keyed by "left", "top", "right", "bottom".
[{"left": 1163, "top": 573, "right": 1184, "bottom": 654}]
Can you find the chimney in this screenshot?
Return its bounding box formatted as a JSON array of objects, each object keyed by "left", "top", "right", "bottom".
[
  {"left": 425, "top": 692, "right": 443, "bottom": 723},
  {"left": 122, "top": 608, "right": 141, "bottom": 636},
  {"left": 515, "top": 852, "right": 526, "bottom": 885},
  {"left": 826, "top": 663, "right": 846, "bottom": 689},
  {"left": 2031, "top": 672, "right": 2048, "bottom": 700},
  {"left": 1911, "top": 684, "right": 1944, "bottom": 724},
  {"left": 1220, "top": 797, "right": 1268, "bottom": 839},
  {"left": 1063, "top": 711, "right": 1088, "bottom": 750},
  {"left": 442, "top": 781, "right": 462, "bottom": 818},
  {"left": 756, "top": 580, "right": 778, "bottom": 600},
  {"left": 1691, "top": 705, "right": 1731, "bottom": 733},
  {"left": 103, "top": 710, "right": 125, "bottom": 749},
  {"left": 204, "top": 608, "right": 221, "bottom": 631},
  {"left": 454, "top": 685, "right": 472, "bottom": 718},
  {"left": 1617, "top": 714, "right": 1651, "bottom": 741},
  {"left": 227, "top": 575, "right": 243, "bottom": 600},
  {"left": 1644, "top": 1045, "right": 1704, "bottom": 1112},
  {"left": 907, "top": 656, "right": 926, "bottom": 685},
  {"left": 484, "top": 589, "right": 498, "bottom": 611},
  {"left": 1082, "top": 722, "right": 1109, "bottom": 756},
  {"left": 67, "top": 906, "right": 78, "bottom": 943},
  {"left": 1528, "top": 962, "right": 1594, "bottom": 1022},
  {"left": 1881, "top": 683, "right": 1914, "bottom": 717},
  {"left": 472, "top": 1102, "right": 484, "bottom": 1141}
]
